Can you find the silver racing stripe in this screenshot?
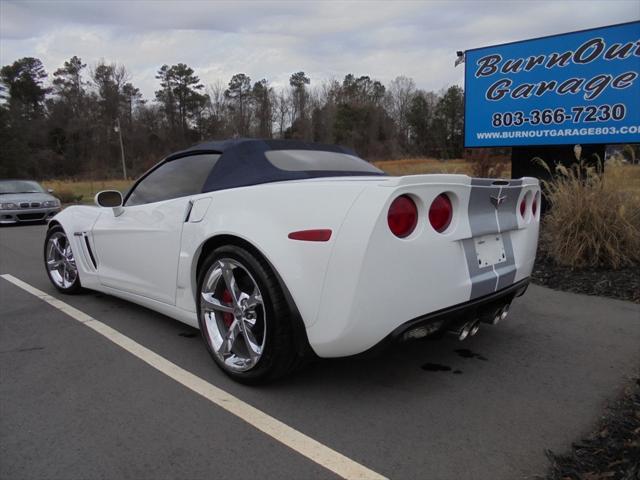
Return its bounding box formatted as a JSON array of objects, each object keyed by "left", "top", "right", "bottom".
[
  {"left": 495, "top": 233, "right": 517, "bottom": 291},
  {"left": 463, "top": 178, "right": 523, "bottom": 300},
  {"left": 462, "top": 238, "right": 500, "bottom": 298}
]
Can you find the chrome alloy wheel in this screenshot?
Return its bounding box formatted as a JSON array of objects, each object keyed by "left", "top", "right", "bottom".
[
  {"left": 200, "top": 258, "right": 266, "bottom": 372},
  {"left": 46, "top": 231, "right": 78, "bottom": 289}
]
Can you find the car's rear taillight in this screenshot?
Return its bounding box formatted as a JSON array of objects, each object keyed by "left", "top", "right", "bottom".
[
  {"left": 532, "top": 194, "right": 538, "bottom": 217},
  {"left": 387, "top": 195, "right": 418, "bottom": 238},
  {"left": 428, "top": 193, "right": 452, "bottom": 233},
  {"left": 519, "top": 197, "right": 527, "bottom": 218}
]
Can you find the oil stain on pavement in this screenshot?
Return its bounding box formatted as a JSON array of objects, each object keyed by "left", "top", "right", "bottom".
[
  {"left": 421, "top": 349, "right": 489, "bottom": 373},
  {"left": 455, "top": 348, "right": 488, "bottom": 361}
]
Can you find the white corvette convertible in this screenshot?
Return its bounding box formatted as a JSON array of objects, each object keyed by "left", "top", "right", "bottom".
[{"left": 44, "top": 139, "right": 540, "bottom": 383}]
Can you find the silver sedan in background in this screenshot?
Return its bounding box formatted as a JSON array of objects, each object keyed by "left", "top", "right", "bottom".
[{"left": 0, "top": 180, "right": 61, "bottom": 225}]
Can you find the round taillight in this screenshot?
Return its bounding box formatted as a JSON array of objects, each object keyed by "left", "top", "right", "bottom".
[
  {"left": 428, "top": 193, "right": 452, "bottom": 233},
  {"left": 519, "top": 197, "right": 527, "bottom": 217},
  {"left": 387, "top": 195, "right": 418, "bottom": 238},
  {"left": 532, "top": 195, "right": 538, "bottom": 217}
]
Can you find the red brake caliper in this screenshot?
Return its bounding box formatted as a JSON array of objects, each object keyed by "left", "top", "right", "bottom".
[{"left": 222, "top": 289, "right": 234, "bottom": 328}]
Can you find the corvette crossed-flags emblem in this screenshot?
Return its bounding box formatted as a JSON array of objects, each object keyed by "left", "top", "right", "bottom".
[{"left": 490, "top": 193, "right": 507, "bottom": 208}]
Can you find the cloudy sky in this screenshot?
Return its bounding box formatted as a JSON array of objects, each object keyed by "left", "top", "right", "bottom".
[{"left": 1, "top": 0, "right": 638, "bottom": 99}]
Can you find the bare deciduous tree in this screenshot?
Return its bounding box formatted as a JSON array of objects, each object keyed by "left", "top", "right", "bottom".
[
  {"left": 1, "top": 54, "right": 473, "bottom": 179},
  {"left": 386, "top": 75, "right": 416, "bottom": 148}
]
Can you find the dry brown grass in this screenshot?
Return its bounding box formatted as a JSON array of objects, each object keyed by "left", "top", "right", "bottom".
[
  {"left": 612, "top": 162, "right": 640, "bottom": 196},
  {"left": 43, "top": 179, "right": 134, "bottom": 204},
  {"left": 374, "top": 157, "right": 470, "bottom": 175},
  {"left": 468, "top": 157, "right": 510, "bottom": 179},
  {"left": 374, "top": 157, "right": 513, "bottom": 178},
  {"left": 538, "top": 158, "right": 640, "bottom": 269}
]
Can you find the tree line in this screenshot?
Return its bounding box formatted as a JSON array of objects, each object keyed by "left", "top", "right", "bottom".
[{"left": 0, "top": 56, "right": 464, "bottom": 179}]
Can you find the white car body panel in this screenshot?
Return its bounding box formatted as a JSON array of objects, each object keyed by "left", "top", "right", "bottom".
[
  {"left": 92, "top": 197, "right": 190, "bottom": 304},
  {"left": 309, "top": 175, "right": 539, "bottom": 356},
  {"left": 51, "top": 173, "right": 540, "bottom": 358},
  {"left": 175, "top": 180, "right": 372, "bottom": 322}
]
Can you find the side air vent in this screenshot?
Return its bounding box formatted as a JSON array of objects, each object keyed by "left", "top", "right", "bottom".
[
  {"left": 84, "top": 235, "right": 98, "bottom": 269},
  {"left": 74, "top": 232, "right": 98, "bottom": 270}
]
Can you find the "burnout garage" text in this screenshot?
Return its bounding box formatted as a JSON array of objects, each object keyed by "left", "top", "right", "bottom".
[{"left": 474, "top": 36, "right": 640, "bottom": 101}]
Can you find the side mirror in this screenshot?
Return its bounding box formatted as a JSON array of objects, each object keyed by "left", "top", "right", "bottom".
[
  {"left": 95, "top": 190, "right": 124, "bottom": 216},
  {"left": 47, "top": 188, "right": 54, "bottom": 193}
]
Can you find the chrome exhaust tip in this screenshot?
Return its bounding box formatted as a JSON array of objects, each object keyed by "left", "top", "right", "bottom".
[
  {"left": 450, "top": 319, "right": 482, "bottom": 341},
  {"left": 491, "top": 304, "right": 511, "bottom": 325},
  {"left": 469, "top": 320, "right": 480, "bottom": 336},
  {"left": 500, "top": 304, "right": 510, "bottom": 321},
  {"left": 458, "top": 323, "right": 472, "bottom": 341}
]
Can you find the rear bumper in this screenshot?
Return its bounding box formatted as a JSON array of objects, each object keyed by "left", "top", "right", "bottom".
[
  {"left": 391, "top": 277, "right": 529, "bottom": 340},
  {"left": 308, "top": 274, "right": 531, "bottom": 358},
  {"left": 352, "top": 278, "right": 530, "bottom": 358},
  {"left": 0, "top": 208, "right": 60, "bottom": 224}
]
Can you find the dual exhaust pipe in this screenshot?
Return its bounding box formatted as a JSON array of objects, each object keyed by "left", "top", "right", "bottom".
[
  {"left": 450, "top": 303, "right": 510, "bottom": 341},
  {"left": 456, "top": 320, "right": 480, "bottom": 341},
  {"left": 490, "top": 303, "right": 510, "bottom": 325}
]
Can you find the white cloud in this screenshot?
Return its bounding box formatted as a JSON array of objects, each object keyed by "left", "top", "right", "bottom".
[{"left": 1, "top": 0, "right": 638, "bottom": 99}]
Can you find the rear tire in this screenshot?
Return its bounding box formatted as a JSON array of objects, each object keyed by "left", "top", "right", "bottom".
[
  {"left": 197, "top": 245, "right": 302, "bottom": 384},
  {"left": 44, "top": 225, "right": 82, "bottom": 294}
]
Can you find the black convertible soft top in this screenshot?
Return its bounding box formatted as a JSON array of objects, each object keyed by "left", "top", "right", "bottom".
[{"left": 165, "top": 138, "right": 386, "bottom": 192}]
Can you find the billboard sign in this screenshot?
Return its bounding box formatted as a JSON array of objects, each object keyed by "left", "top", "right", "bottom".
[{"left": 464, "top": 21, "right": 640, "bottom": 147}]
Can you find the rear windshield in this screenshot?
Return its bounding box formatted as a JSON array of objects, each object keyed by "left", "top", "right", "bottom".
[{"left": 265, "top": 150, "right": 383, "bottom": 174}]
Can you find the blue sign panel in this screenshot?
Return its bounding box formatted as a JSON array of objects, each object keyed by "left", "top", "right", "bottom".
[{"left": 464, "top": 21, "right": 640, "bottom": 147}]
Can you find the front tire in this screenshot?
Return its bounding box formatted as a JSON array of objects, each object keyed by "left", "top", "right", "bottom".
[
  {"left": 44, "top": 225, "right": 82, "bottom": 294},
  {"left": 197, "top": 245, "right": 300, "bottom": 384}
]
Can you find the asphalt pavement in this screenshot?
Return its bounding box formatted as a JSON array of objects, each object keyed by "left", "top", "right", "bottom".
[{"left": 1, "top": 223, "right": 639, "bottom": 480}]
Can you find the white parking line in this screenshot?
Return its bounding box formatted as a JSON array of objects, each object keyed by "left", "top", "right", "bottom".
[{"left": 1, "top": 274, "right": 387, "bottom": 480}]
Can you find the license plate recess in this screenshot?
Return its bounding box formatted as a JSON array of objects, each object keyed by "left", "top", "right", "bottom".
[{"left": 474, "top": 234, "right": 506, "bottom": 268}]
